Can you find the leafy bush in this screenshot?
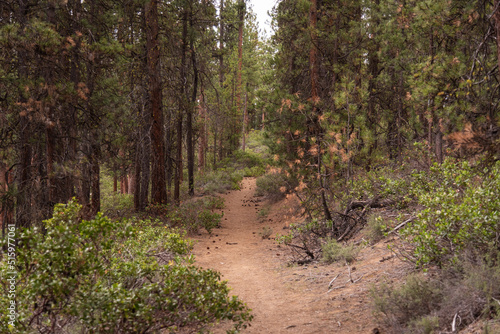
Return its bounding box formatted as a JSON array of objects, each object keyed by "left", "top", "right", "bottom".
[
  {"left": 321, "top": 238, "right": 360, "bottom": 264},
  {"left": 371, "top": 254, "right": 500, "bottom": 333},
  {"left": 365, "top": 214, "right": 388, "bottom": 244},
  {"left": 401, "top": 159, "right": 500, "bottom": 267},
  {"left": 243, "top": 165, "right": 266, "bottom": 177},
  {"left": 256, "top": 169, "right": 296, "bottom": 201},
  {"left": 371, "top": 274, "right": 443, "bottom": 332},
  {"left": 0, "top": 200, "right": 251, "bottom": 333},
  {"left": 167, "top": 199, "right": 223, "bottom": 235},
  {"left": 196, "top": 168, "right": 244, "bottom": 194},
  {"left": 203, "top": 195, "right": 225, "bottom": 210}
]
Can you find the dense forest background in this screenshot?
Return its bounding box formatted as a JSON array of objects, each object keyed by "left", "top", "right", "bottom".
[
  {"left": 1, "top": 0, "right": 500, "bottom": 332},
  {"left": 1, "top": 0, "right": 499, "bottom": 230}
]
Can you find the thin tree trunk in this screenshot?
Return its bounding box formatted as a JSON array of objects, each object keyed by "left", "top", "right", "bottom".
[
  {"left": 242, "top": 84, "right": 248, "bottom": 151},
  {"left": 198, "top": 89, "right": 206, "bottom": 172},
  {"left": 188, "top": 13, "right": 198, "bottom": 196},
  {"left": 237, "top": 0, "right": 245, "bottom": 151},
  {"left": 90, "top": 142, "right": 101, "bottom": 216}
]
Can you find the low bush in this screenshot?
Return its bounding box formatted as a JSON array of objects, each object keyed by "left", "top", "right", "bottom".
[
  {"left": 365, "top": 214, "right": 387, "bottom": 244},
  {"left": 167, "top": 199, "right": 223, "bottom": 235},
  {"left": 203, "top": 195, "right": 225, "bottom": 210},
  {"left": 0, "top": 200, "right": 251, "bottom": 333},
  {"left": 371, "top": 274, "right": 443, "bottom": 332},
  {"left": 243, "top": 165, "right": 266, "bottom": 177},
  {"left": 371, "top": 251, "right": 500, "bottom": 333},
  {"left": 196, "top": 168, "right": 244, "bottom": 194},
  {"left": 256, "top": 168, "right": 296, "bottom": 201},
  {"left": 321, "top": 238, "right": 360, "bottom": 264},
  {"left": 277, "top": 219, "right": 335, "bottom": 261}
]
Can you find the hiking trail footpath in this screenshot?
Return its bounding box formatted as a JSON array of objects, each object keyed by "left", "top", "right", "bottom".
[{"left": 193, "top": 178, "right": 407, "bottom": 333}]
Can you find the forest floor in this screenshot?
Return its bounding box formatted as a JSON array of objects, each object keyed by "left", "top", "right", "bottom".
[{"left": 193, "top": 178, "right": 411, "bottom": 333}]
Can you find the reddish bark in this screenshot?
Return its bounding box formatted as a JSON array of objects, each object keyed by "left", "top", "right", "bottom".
[{"left": 146, "top": 0, "right": 167, "bottom": 204}]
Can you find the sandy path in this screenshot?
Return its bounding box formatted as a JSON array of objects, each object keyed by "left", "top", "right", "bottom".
[{"left": 193, "top": 178, "right": 403, "bottom": 333}]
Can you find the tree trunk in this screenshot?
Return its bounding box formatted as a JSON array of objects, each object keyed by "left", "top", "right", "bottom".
[
  {"left": 146, "top": 0, "right": 167, "bottom": 205},
  {"left": 198, "top": 89, "right": 207, "bottom": 172},
  {"left": 495, "top": 0, "right": 500, "bottom": 76},
  {"left": 15, "top": 0, "right": 32, "bottom": 229},
  {"left": 237, "top": 0, "right": 245, "bottom": 151},
  {"left": 188, "top": 13, "right": 198, "bottom": 196}
]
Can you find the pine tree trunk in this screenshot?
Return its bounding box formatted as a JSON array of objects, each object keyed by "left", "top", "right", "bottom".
[
  {"left": 146, "top": 0, "right": 167, "bottom": 205},
  {"left": 237, "top": 0, "right": 244, "bottom": 151},
  {"left": 188, "top": 15, "right": 198, "bottom": 196},
  {"left": 198, "top": 89, "right": 206, "bottom": 172},
  {"left": 15, "top": 0, "right": 32, "bottom": 229}
]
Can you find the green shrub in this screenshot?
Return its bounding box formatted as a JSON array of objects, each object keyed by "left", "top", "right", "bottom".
[
  {"left": 166, "top": 199, "right": 223, "bottom": 235},
  {"left": 401, "top": 159, "right": 500, "bottom": 267},
  {"left": 258, "top": 206, "right": 270, "bottom": 218},
  {"left": 203, "top": 196, "right": 225, "bottom": 210},
  {"left": 196, "top": 168, "right": 244, "bottom": 194},
  {"left": 0, "top": 200, "right": 251, "bottom": 333},
  {"left": 243, "top": 165, "right": 266, "bottom": 177},
  {"left": 321, "top": 238, "right": 360, "bottom": 264},
  {"left": 371, "top": 253, "right": 500, "bottom": 333},
  {"left": 371, "top": 274, "right": 443, "bottom": 331},
  {"left": 407, "top": 316, "right": 440, "bottom": 334},
  {"left": 256, "top": 170, "right": 296, "bottom": 201},
  {"left": 366, "top": 214, "right": 387, "bottom": 243}
]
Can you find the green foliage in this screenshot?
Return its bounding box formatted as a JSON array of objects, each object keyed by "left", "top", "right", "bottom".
[
  {"left": 321, "top": 238, "right": 360, "bottom": 264},
  {"left": 339, "top": 165, "right": 412, "bottom": 208},
  {"left": 0, "top": 199, "right": 251, "bottom": 333},
  {"left": 371, "top": 275, "right": 443, "bottom": 331},
  {"left": 277, "top": 219, "right": 335, "bottom": 261},
  {"left": 257, "top": 205, "right": 270, "bottom": 218},
  {"left": 366, "top": 215, "right": 387, "bottom": 244},
  {"left": 243, "top": 165, "right": 266, "bottom": 177},
  {"left": 100, "top": 171, "right": 134, "bottom": 217},
  {"left": 196, "top": 167, "right": 244, "bottom": 194},
  {"left": 371, "top": 252, "right": 500, "bottom": 333},
  {"left": 203, "top": 196, "right": 226, "bottom": 210},
  {"left": 401, "top": 159, "right": 500, "bottom": 267},
  {"left": 166, "top": 199, "right": 223, "bottom": 235},
  {"left": 255, "top": 169, "right": 296, "bottom": 201}
]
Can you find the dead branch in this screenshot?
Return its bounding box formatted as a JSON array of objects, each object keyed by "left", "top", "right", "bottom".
[
  {"left": 327, "top": 273, "right": 341, "bottom": 289},
  {"left": 387, "top": 217, "right": 415, "bottom": 234},
  {"left": 344, "top": 197, "right": 397, "bottom": 215}
]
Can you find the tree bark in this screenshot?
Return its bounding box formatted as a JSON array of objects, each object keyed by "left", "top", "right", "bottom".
[
  {"left": 15, "top": 0, "right": 32, "bottom": 229},
  {"left": 188, "top": 12, "right": 198, "bottom": 196},
  {"left": 237, "top": 0, "right": 245, "bottom": 150},
  {"left": 146, "top": 0, "right": 167, "bottom": 204}
]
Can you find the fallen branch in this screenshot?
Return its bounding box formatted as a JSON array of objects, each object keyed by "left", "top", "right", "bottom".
[
  {"left": 387, "top": 217, "right": 415, "bottom": 234},
  {"left": 327, "top": 273, "right": 341, "bottom": 290},
  {"left": 344, "top": 197, "right": 397, "bottom": 215}
]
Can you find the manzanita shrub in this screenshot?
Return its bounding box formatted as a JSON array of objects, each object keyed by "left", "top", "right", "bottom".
[
  {"left": 0, "top": 199, "right": 251, "bottom": 333},
  {"left": 402, "top": 158, "right": 500, "bottom": 267}
]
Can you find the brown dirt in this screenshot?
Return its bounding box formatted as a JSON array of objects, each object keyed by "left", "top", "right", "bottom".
[{"left": 193, "top": 178, "right": 409, "bottom": 333}]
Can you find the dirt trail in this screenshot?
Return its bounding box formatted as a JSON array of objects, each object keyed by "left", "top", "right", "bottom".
[{"left": 193, "top": 178, "right": 406, "bottom": 333}]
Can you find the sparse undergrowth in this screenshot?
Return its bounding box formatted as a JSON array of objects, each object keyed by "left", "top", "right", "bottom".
[{"left": 0, "top": 200, "right": 252, "bottom": 333}]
